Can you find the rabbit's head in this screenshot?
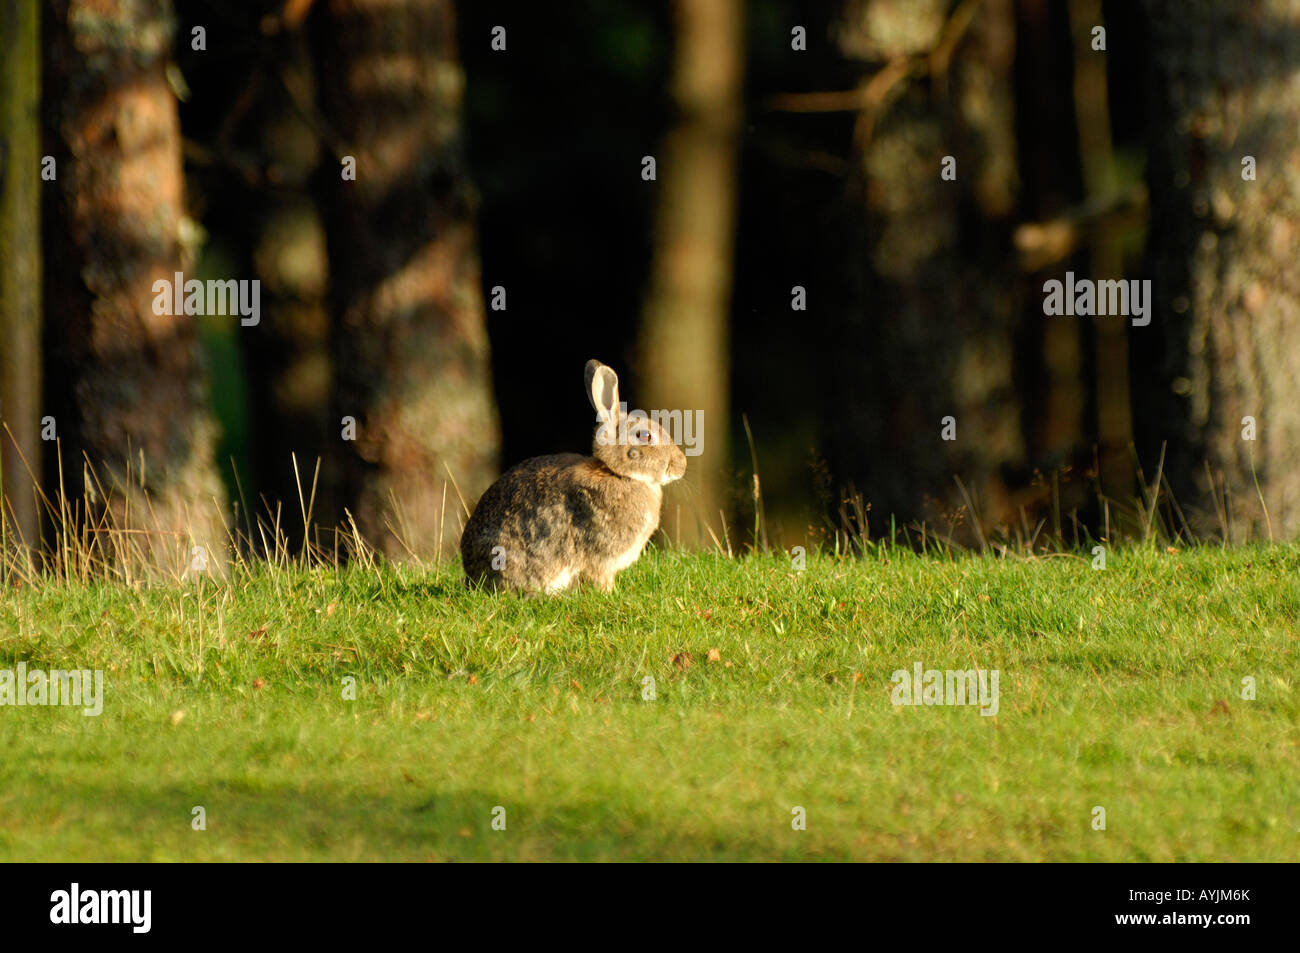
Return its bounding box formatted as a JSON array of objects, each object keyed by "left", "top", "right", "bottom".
[{"left": 585, "top": 360, "right": 688, "bottom": 487}]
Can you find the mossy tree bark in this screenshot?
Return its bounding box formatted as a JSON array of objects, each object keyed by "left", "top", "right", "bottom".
[
  {"left": 314, "top": 0, "right": 500, "bottom": 560},
  {"left": 42, "top": 0, "right": 227, "bottom": 571},
  {"left": 1136, "top": 0, "right": 1300, "bottom": 540}
]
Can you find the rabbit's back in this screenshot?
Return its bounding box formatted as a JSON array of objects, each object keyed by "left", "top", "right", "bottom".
[{"left": 460, "top": 454, "right": 661, "bottom": 593}]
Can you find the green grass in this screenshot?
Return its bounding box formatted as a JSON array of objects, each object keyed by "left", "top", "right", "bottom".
[{"left": 0, "top": 545, "right": 1296, "bottom": 861}]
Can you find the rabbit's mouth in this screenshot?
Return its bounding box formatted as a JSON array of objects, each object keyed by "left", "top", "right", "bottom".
[
  {"left": 625, "top": 469, "right": 675, "bottom": 488},
  {"left": 623, "top": 466, "right": 683, "bottom": 488},
  {"left": 665, "top": 455, "right": 687, "bottom": 485}
]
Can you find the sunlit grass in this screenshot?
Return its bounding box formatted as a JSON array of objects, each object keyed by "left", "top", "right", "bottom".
[{"left": 0, "top": 544, "right": 1296, "bottom": 860}]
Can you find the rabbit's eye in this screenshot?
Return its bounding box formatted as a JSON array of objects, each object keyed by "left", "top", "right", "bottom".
[{"left": 633, "top": 430, "right": 652, "bottom": 444}]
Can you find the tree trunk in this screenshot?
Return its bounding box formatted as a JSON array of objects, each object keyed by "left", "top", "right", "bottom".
[
  {"left": 1068, "top": 0, "right": 1134, "bottom": 507},
  {"left": 42, "top": 0, "right": 227, "bottom": 572},
  {"left": 0, "top": 0, "right": 42, "bottom": 553},
  {"left": 1137, "top": 0, "right": 1300, "bottom": 540},
  {"left": 244, "top": 18, "right": 335, "bottom": 549},
  {"left": 314, "top": 0, "right": 500, "bottom": 560},
  {"left": 835, "top": 0, "right": 1027, "bottom": 543},
  {"left": 636, "top": 0, "right": 743, "bottom": 548}
]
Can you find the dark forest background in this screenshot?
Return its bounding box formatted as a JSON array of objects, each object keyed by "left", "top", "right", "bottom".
[{"left": 3, "top": 0, "right": 1299, "bottom": 570}]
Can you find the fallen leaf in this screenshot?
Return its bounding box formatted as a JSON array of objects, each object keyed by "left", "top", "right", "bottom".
[
  {"left": 253, "top": 677, "right": 265, "bottom": 690},
  {"left": 706, "top": 648, "right": 721, "bottom": 662},
  {"left": 169, "top": 710, "right": 186, "bottom": 726},
  {"left": 672, "top": 651, "right": 693, "bottom": 671}
]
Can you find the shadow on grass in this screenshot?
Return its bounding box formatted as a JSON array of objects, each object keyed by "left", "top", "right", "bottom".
[{"left": 1, "top": 772, "right": 868, "bottom": 862}]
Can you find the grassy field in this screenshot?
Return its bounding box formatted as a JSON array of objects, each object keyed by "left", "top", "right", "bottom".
[{"left": 0, "top": 544, "right": 1296, "bottom": 861}]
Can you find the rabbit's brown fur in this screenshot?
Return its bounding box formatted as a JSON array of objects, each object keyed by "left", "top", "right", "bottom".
[{"left": 460, "top": 361, "right": 687, "bottom": 594}]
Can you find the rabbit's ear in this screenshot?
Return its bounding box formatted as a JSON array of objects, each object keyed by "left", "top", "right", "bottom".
[{"left": 585, "top": 360, "right": 620, "bottom": 423}]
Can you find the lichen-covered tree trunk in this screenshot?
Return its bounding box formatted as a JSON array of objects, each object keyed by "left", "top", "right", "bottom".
[
  {"left": 314, "top": 0, "right": 500, "bottom": 560},
  {"left": 636, "top": 0, "right": 743, "bottom": 548},
  {"left": 0, "top": 0, "right": 42, "bottom": 551},
  {"left": 1137, "top": 0, "right": 1300, "bottom": 540},
  {"left": 836, "top": 0, "right": 1026, "bottom": 542},
  {"left": 42, "top": 0, "right": 226, "bottom": 571}
]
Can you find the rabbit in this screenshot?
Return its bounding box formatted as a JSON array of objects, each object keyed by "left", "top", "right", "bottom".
[{"left": 460, "top": 359, "right": 687, "bottom": 594}]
